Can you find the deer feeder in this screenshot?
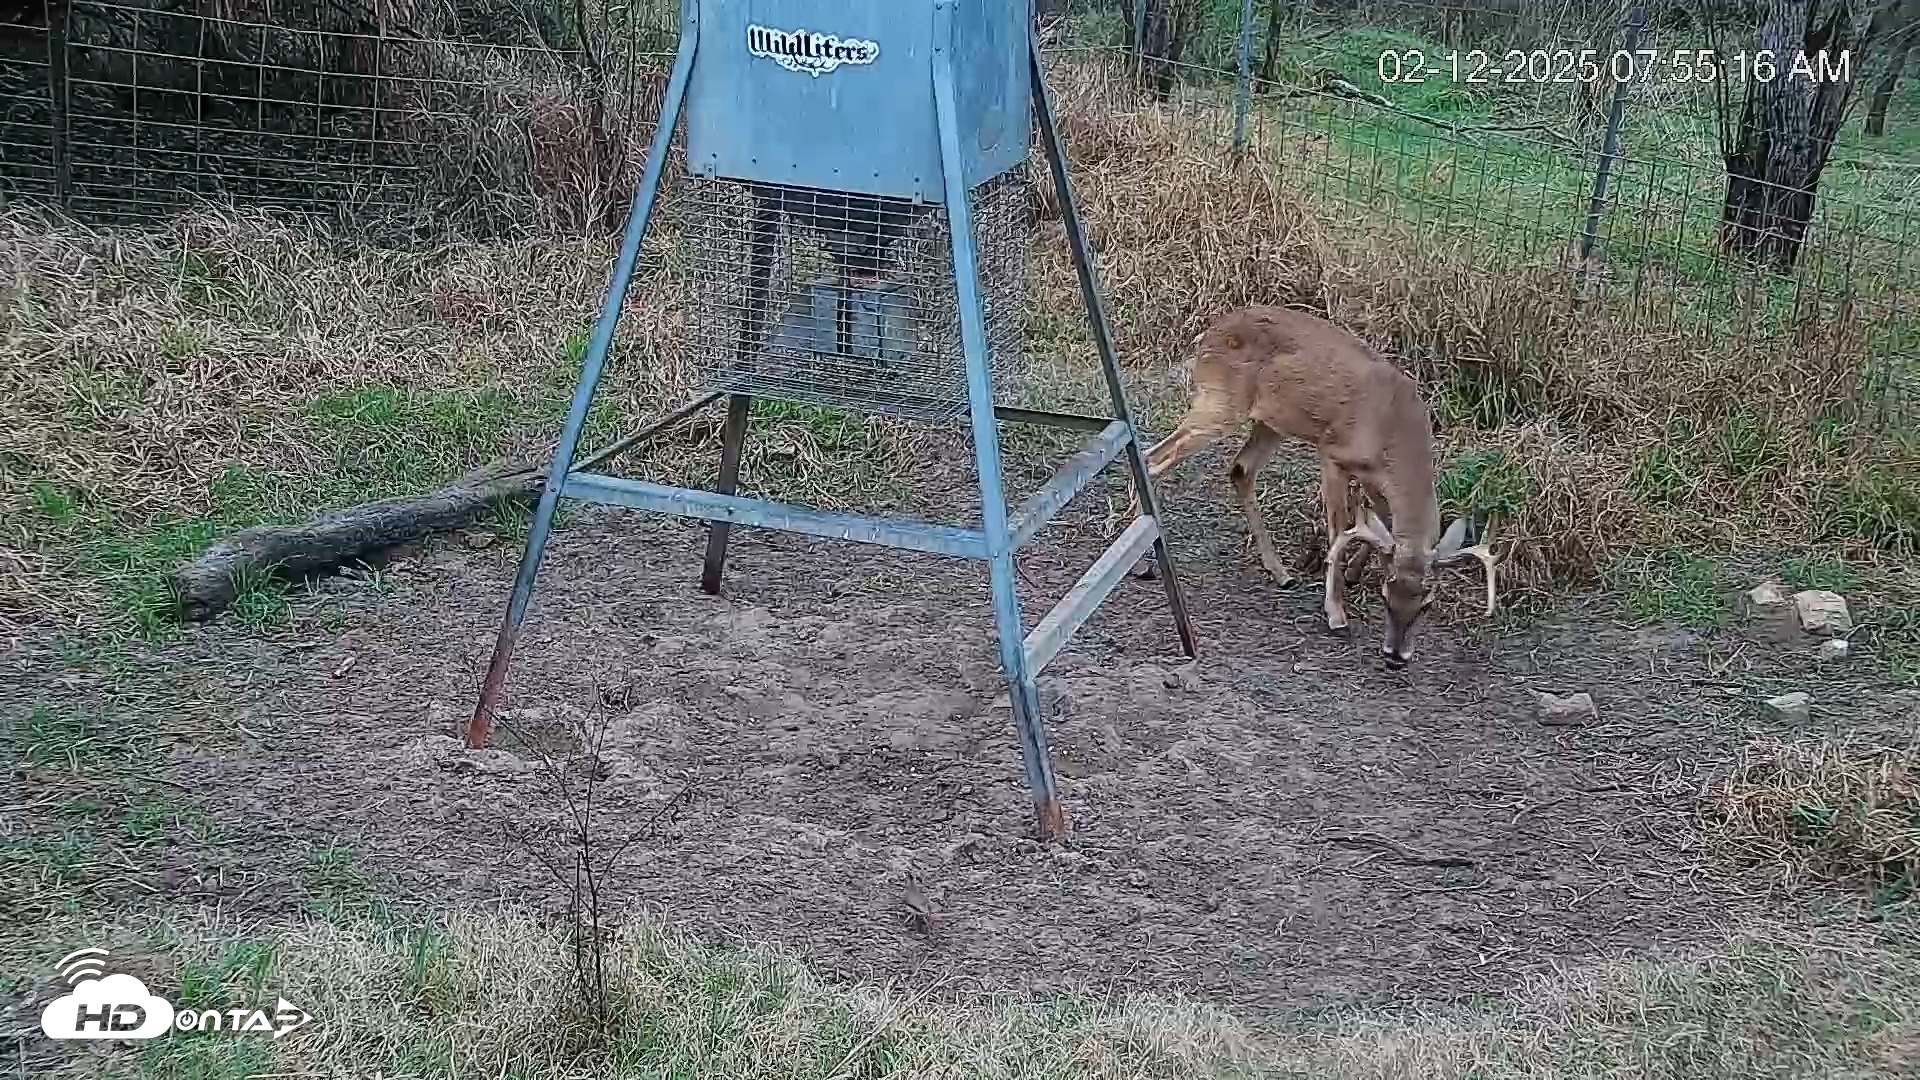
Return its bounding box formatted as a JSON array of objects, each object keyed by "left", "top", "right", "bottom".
[{"left": 467, "top": 0, "right": 1197, "bottom": 838}]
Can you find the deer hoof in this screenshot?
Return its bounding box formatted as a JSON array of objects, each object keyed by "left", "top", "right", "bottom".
[{"left": 1324, "top": 608, "right": 1349, "bottom": 633}]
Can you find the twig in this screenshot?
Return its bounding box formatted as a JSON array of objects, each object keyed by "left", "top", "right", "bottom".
[
  {"left": 557, "top": 390, "right": 724, "bottom": 478},
  {"left": 127, "top": 774, "right": 193, "bottom": 792},
  {"left": 606, "top": 776, "right": 700, "bottom": 873},
  {"left": 1321, "top": 832, "right": 1477, "bottom": 868},
  {"left": 1308, "top": 78, "right": 1582, "bottom": 149},
  {"left": 1508, "top": 782, "right": 1631, "bottom": 823}
]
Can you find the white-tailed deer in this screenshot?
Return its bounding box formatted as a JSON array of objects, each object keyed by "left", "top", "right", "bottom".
[{"left": 1129, "top": 305, "right": 1499, "bottom": 669}]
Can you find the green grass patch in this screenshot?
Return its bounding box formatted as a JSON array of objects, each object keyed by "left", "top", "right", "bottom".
[
  {"left": 1778, "top": 554, "right": 1861, "bottom": 595},
  {"left": 19, "top": 487, "right": 230, "bottom": 637},
  {"left": 747, "top": 398, "right": 874, "bottom": 452},
  {"left": 1437, "top": 447, "right": 1530, "bottom": 522},
  {"left": 302, "top": 843, "right": 393, "bottom": 924},
  {"left": 304, "top": 384, "right": 525, "bottom": 495},
  {"left": 1609, "top": 547, "right": 1729, "bottom": 627},
  {"left": 115, "top": 798, "right": 219, "bottom": 848},
  {"left": 135, "top": 1034, "right": 272, "bottom": 1080},
  {"left": 175, "top": 939, "right": 278, "bottom": 1010},
  {"left": 1628, "top": 441, "right": 1699, "bottom": 507},
  {"left": 1, "top": 830, "right": 96, "bottom": 887},
  {"left": 11, "top": 702, "right": 157, "bottom": 772},
  {"left": 1819, "top": 462, "right": 1920, "bottom": 558}
]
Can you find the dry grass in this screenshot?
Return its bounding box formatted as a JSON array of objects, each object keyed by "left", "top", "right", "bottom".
[
  {"left": 1703, "top": 736, "right": 1920, "bottom": 899},
  {"left": 3, "top": 56, "right": 1916, "bottom": 639},
  {"left": 12, "top": 906, "right": 1918, "bottom": 1079}
]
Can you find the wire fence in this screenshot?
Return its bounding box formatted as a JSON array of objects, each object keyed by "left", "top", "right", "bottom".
[
  {"left": 1054, "top": 0, "right": 1917, "bottom": 352},
  {"left": 3, "top": 0, "right": 1914, "bottom": 368},
  {"left": 1, "top": 0, "right": 677, "bottom": 236}
]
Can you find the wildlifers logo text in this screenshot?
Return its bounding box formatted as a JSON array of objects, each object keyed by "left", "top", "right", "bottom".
[{"left": 747, "top": 23, "right": 880, "bottom": 76}]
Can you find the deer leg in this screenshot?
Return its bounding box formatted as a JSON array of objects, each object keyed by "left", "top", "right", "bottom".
[
  {"left": 1124, "top": 413, "right": 1233, "bottom": 578},
  {"left": 1342, "top": 486, "right": 1383, "bottom": 583},
  {"left": 1321, "top": 458, "right": 1355, "bottom": 632},
  {"left": 1229, "top": 423, "right": 1290, "bottom": 586}
]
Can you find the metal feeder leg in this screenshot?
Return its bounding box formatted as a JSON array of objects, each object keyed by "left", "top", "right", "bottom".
[
  {"left": 1030, "top": 26, "right": 1198, "bottom": 660},
  {"left": 700, "top": 392, "right": 752, "bottom": 595},
  {"left": 466, "top": 12, "right": 699, "bottom": 751},
  {"left": 934, "top": 8, "right": 1064, "bottom": 838}
]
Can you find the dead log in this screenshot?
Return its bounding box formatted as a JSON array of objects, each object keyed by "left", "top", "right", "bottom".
[
  {"left": 167, "top": 391, "right": 724, "bottom": 622},
  {"left": 168, "top": 465, "right": 540, "bottom": 621}
]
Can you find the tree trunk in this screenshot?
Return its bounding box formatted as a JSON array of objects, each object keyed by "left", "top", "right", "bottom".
[
  {"left": 1257, "top": 0, "right": 1287, "bottom": 90},
  {"left": 1866, "top": 0, "right": 1919, "bottom": 134},
  {"left": 1718, "top": 0, "right": 1885, "bottom": 272},
  {"left": 1867, "top": 42, "right": 1912, "bottom": 133},
  {"left": 1135, "top": 0, "right": 1198, "bottom": 101}
]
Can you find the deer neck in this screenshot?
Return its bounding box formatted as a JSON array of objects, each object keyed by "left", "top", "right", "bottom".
[{"left": 1379, "top": 429, "right": 1441, "bottom": 555}]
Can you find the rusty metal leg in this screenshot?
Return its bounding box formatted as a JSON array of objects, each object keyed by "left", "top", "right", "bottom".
[
  {"left": 700, "top": 392, "right": 751, "bottom": 595},
  {"left": 935, "top": 9, "right": 1066, "bottom": 839},
  {"left": 467, "top": 5, "right": 700, "bottom": 751}
]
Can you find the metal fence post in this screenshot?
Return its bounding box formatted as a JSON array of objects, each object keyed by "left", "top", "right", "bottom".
[
  {"left": 1232, "top": 0, "right": 1254, "bottom": 162},
  {"left": 1577, "top": 2, "right": 1647, "bottom": 273},
  {"left": 48, "top": 0, "right": 70, "bottom": 210},
  {"left": 1134, "top": 0, "right": 1147, "bottom": 78}
]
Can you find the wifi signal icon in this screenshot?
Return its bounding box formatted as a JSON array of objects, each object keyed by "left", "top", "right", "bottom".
[{"left": 55, "top": 948, "right": 110, "bottom": 986}]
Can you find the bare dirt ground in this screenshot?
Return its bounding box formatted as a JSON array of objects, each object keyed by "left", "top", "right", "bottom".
[{"left": 12, "top": 455, "right": 1915, "bottom": 1014}]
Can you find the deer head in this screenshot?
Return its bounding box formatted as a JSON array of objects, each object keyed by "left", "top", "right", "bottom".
[{"left": 1327, "top": 510, "right": 1499, "bottom": 670}]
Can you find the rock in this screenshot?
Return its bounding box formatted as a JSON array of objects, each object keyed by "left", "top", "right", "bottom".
[
  {"left": 1816, "top": 639, "right": 1851, "bottom": 662},
  {"left": 1763, "top": 691, "right": 1811, "bottom": 724},
  {"left": 1792, "top": 590, "right": 1853, "bottom": 635},
  {"left": 1533, "top": 690, "right": 1597, "bottom": 726},
  {"left": 1161, "top": 661, "right": 1201, "bottom": 691},
  {"left": 942, "top": 833, "right": 985, "bottom": 865},
  {"left": 1746, "top": 580, "right": 1788, "bottom": 608}
]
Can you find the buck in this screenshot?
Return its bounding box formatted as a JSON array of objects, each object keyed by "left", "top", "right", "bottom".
[{"left": 1128, "top": 305, "right": 1499, "bottom": 669}]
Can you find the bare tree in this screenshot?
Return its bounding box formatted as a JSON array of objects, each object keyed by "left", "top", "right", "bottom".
[
  {"left": 1122, "top": 0, "right": 1203, "bottom": 101},
  {"left": 1865, "top": 0, "right": 1920, "bottom": 134},
  {"left": 1257, "top": 0, "right": 1290, "bottom": 91},
  {"left": 1714, "top": 0, "right": 1894, "bottom": 271}
]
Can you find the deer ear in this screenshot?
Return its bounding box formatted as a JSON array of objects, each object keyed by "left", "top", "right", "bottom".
[{"left": 1433, "top": 517, "right": 1471, "bottom": 560}]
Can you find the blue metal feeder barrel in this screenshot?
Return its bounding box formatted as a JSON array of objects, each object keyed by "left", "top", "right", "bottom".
[{"left": 686, "top": 0, "right": 1032, "bottom": 203}]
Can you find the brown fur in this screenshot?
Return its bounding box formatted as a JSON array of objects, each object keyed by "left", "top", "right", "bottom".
[{"left": 1131, "top": 305, "right": 1495, "bottom": 667}]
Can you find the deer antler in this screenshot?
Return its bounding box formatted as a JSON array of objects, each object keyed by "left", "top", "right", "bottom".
[
  {"left": 1326, "top": 508, "right": 1394, "bottom": 573},
  {"left": 1436, "top": 528, "right": 1500, "bottom": 616}
]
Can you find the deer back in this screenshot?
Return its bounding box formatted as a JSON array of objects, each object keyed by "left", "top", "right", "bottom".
[{"left": 1194, "top": 307, "right": 1431, "bottom": 470}]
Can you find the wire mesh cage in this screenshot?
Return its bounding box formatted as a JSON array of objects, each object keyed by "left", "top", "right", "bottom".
[{"left": 684, "top": 164, "right": 1031, "bottom": 424}]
